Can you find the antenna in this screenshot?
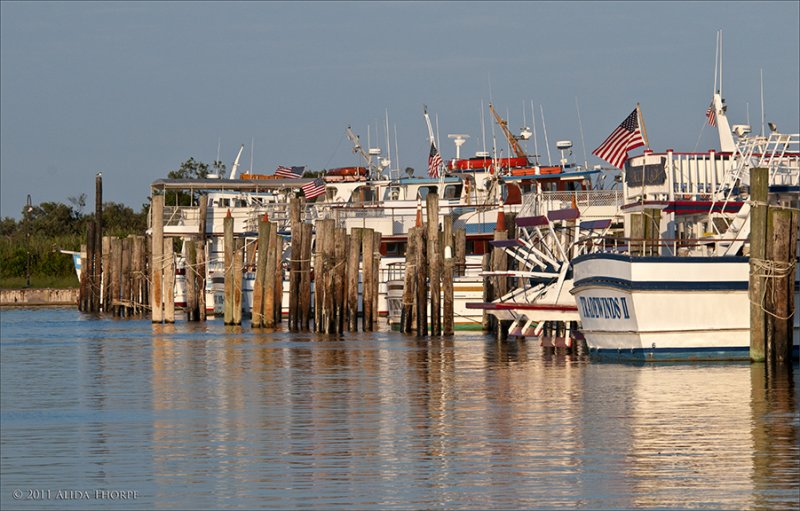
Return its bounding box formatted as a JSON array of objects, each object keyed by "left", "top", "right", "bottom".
[
  {"left": 575, "top": 97, "right": 588, "bottom": 169},
  {"left": 217, "top": 137, "right": 221, "bottom": 164},
  {"left": 531, "top": 100, "right": 540, "bottom": 165},
  {"left": 713, "top": 30, "right": 719, "bottom": 94},
  {"left": 394, "top": 124, "right": 400, "bottom": 179},
  {"left": 249, "top": 137, "right": 254, "bottom": 174},
  {"left": 760, "top": 68, "right": 765, "bottom": 137},
  {"left": 385, "top": 109, "right": 391, "bottom": 170},
  {"left": 540, "top": 104, "right": 552, "bottom": 166},
  {"left": 480, "top": 100, "right": 487, "bottom": 157}
]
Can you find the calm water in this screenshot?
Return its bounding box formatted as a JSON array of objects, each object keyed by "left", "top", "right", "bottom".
[{"left": 1, "top": 308, "right": 798, "bottom": 510}]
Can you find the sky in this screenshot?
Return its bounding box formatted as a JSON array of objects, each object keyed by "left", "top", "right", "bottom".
[{"left": 1, "top": 1, "right": 798, "bottom": 218}]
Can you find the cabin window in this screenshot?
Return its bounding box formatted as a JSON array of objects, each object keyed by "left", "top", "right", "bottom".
[
  {"left": 387, "top": 186, "right": 401, "bottom": 200},
  {"left": 417, "top": 186, "right": 438, "bottom": 200},
  {"left": 443, "top": 184, "right": 463, "bottom": 200},
  {"left": 466, "top": 239, "right": 488, "bottom": 255},
  {"left": 382, "top": 242, "right": 406, "bottom": 257}
]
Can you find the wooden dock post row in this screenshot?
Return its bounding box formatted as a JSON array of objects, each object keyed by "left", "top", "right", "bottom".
[
  {"left": 397, "top": 192, "right": 459, "bottom": 337},
  {"left": 84, "top": 190, "right": 458, "bottom": 333}
]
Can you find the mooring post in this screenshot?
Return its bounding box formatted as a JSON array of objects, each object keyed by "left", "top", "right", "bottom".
[
  {"left": 264, "top": 222, "right": 277, "bottom": 328},
  {"left": 223, "top": 212, "right": 234, "bottom": 325},
  {"left": 195, "top": 238, "right": 206, "bottom": 321},
  {"left": 372, "top": 232, "right": 382, "bottom": 329},
  {"left": 401, "top": 227, "right": 417, "bottom": 334},
  {"left": 347, "top": 227, "right": 362, "bottom": 332},
  {"left": 150, "top": 194, "right": 165, "bottom": 323},
  {"left": 443, "top": 244, "right": 454, "bottom": 336},
  {"left": 252, "top": 217, "right": 269, "bottom": 328},
  {"left": 289, "top": 198, "right": 301, "bottom": 330},
  {"left": 426, "top": 193, "right": 441, "bottom": 336},
  {"left": 110, "top": 236, "right": 122, "bottom": 317},
  {"left": 492, "top": 201, "right": 509, "bottom": 340},
  {"left": 121, "top": 236, "right": 132, "bottom": 317},
  {"left": 334, "top": 227, "right": 347, "bottom": 334},
  {"left": 765, "top": 207, "right": 798, "bottom": 367},
  {"left": 163, "top": 238, "right": 175, "bottom": 324},
  {"left": 415, "top": 226, "right": 428, "bottom": 336},
  {"left": 361, "top": 227, "right": 375, "bottom": 331},
  {"left": 299, "top": 222, "right": 313, "bottom": 331},
  {"left": 232, "top": 237, "right": 244, "bottom": 326},
  {"left": 94, "top": 173, "right": 103, "bottom": 313},
  {"left": 273, "top": 227, "right": 283, "bottom": 325},
  {"left": 749, "top": 167, "right": 768, "bottom": 362}
]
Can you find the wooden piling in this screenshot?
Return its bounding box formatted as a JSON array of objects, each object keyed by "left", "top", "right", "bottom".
[
  {"left": 110, "top": 236, "right": 122, "bottom": 317},
  {"left": 273, "top": 229, "right": 283, "bottom": 325},
  {"left": 195, "top": 238, "right": 205, "bottom": 321},
  {"left": 79, "top": 244, "right": 88, "bottom": 312},
  {"left": 362, "top": 227, "right": 375, "bottom": 331},
  {"left": 372, "top": 232, "right": 382, "bottom": 329},
  {"left": 121, "top": 236, "right": 132, "bottom": 316},
  {"left": 401, "top": 227, "right": 417, "bottom": 334},
  {"left": 347, "top": 227, "right": 362, "bottom": 332},
  {"left": 264, "top": 222, "right": 277, "bottom": 328},
  {"left": 455, "top": 228, "right": 466, "bottom": 277},
  {"left": 185, "top": 237, "right": 197, "bottom": 321},
  {"left": 94, "top": 173, "right": 103, "bottom": 312},
  {"left": 131, "top": 235, "right": 142, "bottom": 315},
  {"left": 334, "top": 227, "right": 347, "bottom": 334},
  {"left": 223, "top": 213, "right": 234, "bottom": 325},
  {"left": 233, "top": 237, "right": 244, "bottom": 325},
  {"left": 765, "top": 207, "right": 798, "bottom": 366},
  {"left": 102, "top": 236, "right": 111, "bottom": 312},
  {"left": 252, "top": 218, "right": 269, "bottom": 327},
  {"left": 322, "top": 220, "right": 336, "bottom": 333},
  {"left": 749, "top": 167, "right": 768, "bottom": 362},
  {"left": 151, "top": 194, "right": 165, "bottom": 323},
  {"left": 163, "top": 238, "right": 175, "bottom": 323},
  {"left": 426, "top": 194, "right": 441, "bottom": 336},
  {"left": 289, "top": 198, "right": 301, "bottom": 330},
  {"left": 299, "top": 222, "right": 313, "bottom": 331},
  {"left": 415, "top": 226, "right": 428, "bottom": 336},
  {"left": 443, "top": 243, "right": 454, "bottom": 336},
  {"left": 482, "top": 252, "right": 491, "bottom": 331},
  {"left": 85, "top": 220, "right": 96, "bottom": 312}
]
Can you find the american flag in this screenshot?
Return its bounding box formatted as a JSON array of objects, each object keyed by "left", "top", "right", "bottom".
[
  {"left": 428, "top": 142, "right": 443, "bottom": 178},
  {"left": 275, "top": 165, "right": 304, "bottom": 178},
  {"left": 301, "top": 178, "right": 326, "bottom": 200},
  {"left": 705, "top": 101, "right": 716, "bottom": 127},
  {"left": 592, "top": 108, "right": 646, "bottom": 169}
]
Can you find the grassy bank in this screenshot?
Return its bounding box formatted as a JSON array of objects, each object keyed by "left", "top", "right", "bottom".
[{"left": 0, "top": 234, "right": 81, "bottom": 289}]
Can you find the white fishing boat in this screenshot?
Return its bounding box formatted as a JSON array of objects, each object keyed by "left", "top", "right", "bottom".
[{"left": 570, "top": 85, "right": 800, "bottom": 360}]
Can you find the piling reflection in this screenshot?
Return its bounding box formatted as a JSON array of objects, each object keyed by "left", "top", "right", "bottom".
[{"left": 750, "top": 364, "right": 798, "bottom": 511}]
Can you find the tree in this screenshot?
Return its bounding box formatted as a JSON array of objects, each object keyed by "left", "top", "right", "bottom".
[
  {"left": 168, "top": 157, "right": 210, "bottom": 180},
  {"left": 166, "top": 157, "right": 215, "bottom": 206}
]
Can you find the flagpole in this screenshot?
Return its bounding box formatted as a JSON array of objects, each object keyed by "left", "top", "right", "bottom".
[{"left": 636, "top": 103, "right": 650, "bottom": 149}]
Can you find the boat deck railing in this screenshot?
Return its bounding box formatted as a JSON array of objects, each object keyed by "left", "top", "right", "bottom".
[
  {"left": 519, "top": 190, "right": 624, "bottom": 218},
  {"left": 573, "top": 234, "right": 753, "bottom": 258}
]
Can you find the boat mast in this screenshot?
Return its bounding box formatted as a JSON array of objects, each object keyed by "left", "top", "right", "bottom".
[{"left": 540, "top": 105, "right": 552, "bottom": 166}]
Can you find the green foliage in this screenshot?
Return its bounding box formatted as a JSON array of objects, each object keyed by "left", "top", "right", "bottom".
[{"left": 168, "top": 157, "right": 210, "bottom": 180}]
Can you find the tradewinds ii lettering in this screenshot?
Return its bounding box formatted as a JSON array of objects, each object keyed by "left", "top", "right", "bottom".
[{"left": 579, "top": 296, "right": 630, "bottom": 320}]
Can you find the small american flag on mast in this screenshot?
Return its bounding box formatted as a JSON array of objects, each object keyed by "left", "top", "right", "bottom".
[
  {"left": 428, "top": 142, "right": 443, "bottom": 178},
  {"left": 301, "top": 178, "right": 326, "bottom": 200},
  {"left": 705, "top": 100, "right": 717, "bottom": 127},
  {"left": 592, "top": 107, "right": 646, "bottom": 169},
  {"left": 275, "top": 165, "right": 304, "bottom": 178}
]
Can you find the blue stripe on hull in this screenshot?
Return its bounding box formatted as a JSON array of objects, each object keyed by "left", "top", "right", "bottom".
[{"left": 589, "top": 345, "right": 800, "bottom": 363}]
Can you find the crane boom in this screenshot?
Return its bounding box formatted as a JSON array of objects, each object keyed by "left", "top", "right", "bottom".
[
  {"left": 489, "top": 103, "right": 529, "bottom": 161},
  {"left": 345, "top": 126, "right": 374, "bottom": 172}
]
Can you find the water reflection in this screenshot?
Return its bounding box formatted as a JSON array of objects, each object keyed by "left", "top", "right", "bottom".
[{"left": 0, "top": 309, "right": 797, "bottom": 510}]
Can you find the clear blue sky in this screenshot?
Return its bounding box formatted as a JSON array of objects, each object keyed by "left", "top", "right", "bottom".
[{"left": 2, "top": 1, "right": 798, "bottom": 218}]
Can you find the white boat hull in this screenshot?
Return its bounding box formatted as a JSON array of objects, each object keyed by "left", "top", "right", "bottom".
[{"left": 571, "top": 254, "right": 799, "bottom": 361}]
